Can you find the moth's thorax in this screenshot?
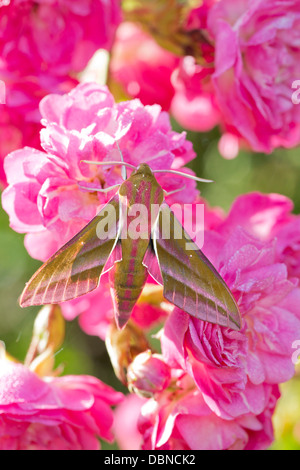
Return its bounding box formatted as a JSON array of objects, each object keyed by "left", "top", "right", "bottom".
[{"left": 119, "top": 164, "right": 164, "bottom": 207}]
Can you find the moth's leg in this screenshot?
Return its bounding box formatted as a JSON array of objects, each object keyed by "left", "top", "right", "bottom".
[{"left": 115, "top": 141, "right": 127, "bottom": 181}]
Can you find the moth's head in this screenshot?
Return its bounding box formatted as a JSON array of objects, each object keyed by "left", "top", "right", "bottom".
[
  {"left": 119, "top": 162, "right": 163, "bottom": 199},
  {"left": 134, "top": 163, "right": 153, "bottom": 177}
]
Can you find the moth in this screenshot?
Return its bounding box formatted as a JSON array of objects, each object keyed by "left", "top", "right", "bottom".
[{"left": 20, "top": 155, "right": 241, "bottom": 331}]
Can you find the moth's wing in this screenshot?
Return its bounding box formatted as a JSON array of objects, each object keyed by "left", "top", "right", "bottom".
[
  {"left": 20, "top": 194, "right": 120, "bottom": 307},
  {"left": 151, "top": 202, "right": 241, "bottom": 330},
  {"left": 102, "top": 238, "right": 123, "bottom": 274},
  {"left": 142, "top": 242, "right": 163, "bottom": 285}
]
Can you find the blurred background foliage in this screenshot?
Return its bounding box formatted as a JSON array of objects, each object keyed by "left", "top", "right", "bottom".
[{"left": 1, "top": 122, "right": 300, "bottom": 449}]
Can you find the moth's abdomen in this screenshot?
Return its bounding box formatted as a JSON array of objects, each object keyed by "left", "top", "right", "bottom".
[
  {"left": 109, "top": 166, "right": 164, "bottom": 329},
  {"left": 109, "top": 261, "right": 148, "bottom": 329}
]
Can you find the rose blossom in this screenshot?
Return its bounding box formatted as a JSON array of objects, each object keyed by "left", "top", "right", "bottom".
[
  {"left": 109, "top": 16, "right": 220, "bottom": 132},
  {"left": 170, "top": 1, "right": 219, "bottom": 131},
  {"left": 127, "top": 351, "right": 171, "bottom": 398},
  {"left": 0, "top": 68, "right": 77, "bottom": 187},
  {"left": 0, "top": 0, "right": 121, "bottom": 185},
  {"left": 115, "top": 1, "right": 300, "bottom": 153},
  {"left": 113, "top": 393, "right": 146, "bottom": 450},
  {"left": 170, "top": 55, "right": 221, "bottom": 132},
  {"left": 2, "top": 82, "right": 197, "bottom": 261},
  {"left": 161, "top": 192, "right": 300, "bottom": 421},
  {"left": 0, "top": 357, "right": 123, "bottom": 450},
  {"left": 174, "top": 0, "right": 300, "bottom": 152},
  {"left": 207, "top": 0, "right": 300, "bottom": 152},
  {"left": 130, "top": 190, "right": 298, "bottom": 447},
  {"left": 107, "top": 194, "right": 297, "bottom": 449},
  {"left": 0, "top": 0, "right": 122, "bottom": 76},
  {"left": 110, "top": 22, "right": 179, "bottom": 111},
  {"left": 216, "top": 192, "right": 300, "bottom": 280},
  {"left": 138, "top": 372, "right": 279, "bottom": 450}
]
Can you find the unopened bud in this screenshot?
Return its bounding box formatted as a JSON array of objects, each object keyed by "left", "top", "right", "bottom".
[
  {"left": 25, "top": 305, "right": 65, "bottom": 367},
  {"left": 28, "top": 346, "right": 56, "bottom": 377},
  {"left": 34, "top": 304, "right": 65, "bottom": 352},
  {"left": 127, "top": 350, "right": 171, "bottom": 398},
  {"left": 105, "top": 320, "right": 150, "bottom": 385}
]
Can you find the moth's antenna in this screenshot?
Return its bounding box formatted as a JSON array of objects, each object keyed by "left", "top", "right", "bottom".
[
  {"left": 164, "top": 185, "right": 186, "bottom": 197},
  {"left": 153, "top": 169, "right": 214, "bottom": 183},
  {"left": 81, "top": 160, "right": 137, "bottom": 171},
  {"left": 78, "top": 183, "right": 121, "bottom": 193}
]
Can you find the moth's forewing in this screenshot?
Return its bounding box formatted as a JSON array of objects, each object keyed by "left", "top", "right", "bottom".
[
  {"left": 151, "top": 202, "right": 241, "bottom": 330},
  {"left": 20, "top": 194, "right": 120, "bottom": 307}
]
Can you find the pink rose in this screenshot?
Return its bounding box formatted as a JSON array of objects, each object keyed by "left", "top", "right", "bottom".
[
  {"left": 2, "top": 82, "right": 197, "bottom": 262},
  {"left": 168, "top": 0, "right": 222, "bottom": 134},
  {"left": 116, "top": 1, "right": 300, "bottom": 153},
  {"left": 0, "top": 358, "right": 123, "bottom": 450},
  {"left": 214, "top": 192, "right": 300, "bottom": 279},
  {"left": 0, "top": 69, "right": 77, "bottom": 187},
  {"left": 0, "top": 0, "right": 121, "bottom": 186},
  {"left": 113, "top": 394, "right": 146, "bottom": 450},
  {"left": 274, "top": 218, "right": 300, "bottom": 279},
  {"left": 171, "top": 56, "right": 221, "bottom": 132},
  {"left": 104, "top": 192, "right": 297, "bottom": 449},
  {"left": 138, "top": 373, "right": 279, "bottom": 450},
  {"left": 0, "top": 0, "right": 121, "bottom": 76},
  {"left": 109, "top": 12, "right": 221, "bottom": 133},
  {"left": 207, "top": 0, "right": 300, "bottom": 152},
  {"left": 161, "top": 193, "right": 300, "bottom": 420},
  {"left": 127, "top": 351, "right": 171, "bottom": 398},
  {"left": 110, "top": 22, "right": 179, "bottom": 111},
  {"left": 173, "top": 0, "right": 300, "bottom": 152}
]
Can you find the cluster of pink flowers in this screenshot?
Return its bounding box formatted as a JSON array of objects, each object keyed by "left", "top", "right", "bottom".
[
  {"left": 2, "top": 80, "right": 300, "bottom": 449},
  {"left": 111, "top": 0, "right": 300, "bottom": 155},
  {"left": 0, "top": 0, "right": 121, "bottom": 186},
  {"left": 111, "top": 192, "right": 300, "bottom": 450},
  {"left": 0, "top": 356, "right": 123, "bottom": 450},
  {"left": 2, "top": 82, "right": 196, "bottom": 261},
  {"left": 0, "top": 0, "right": 121, "bottom": 76},
  {"left": 2, "top": 82, "right": 196, "bottom": 338},
  {"left": 1, "top": 0, "right": 300, "bottom": 452}
]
